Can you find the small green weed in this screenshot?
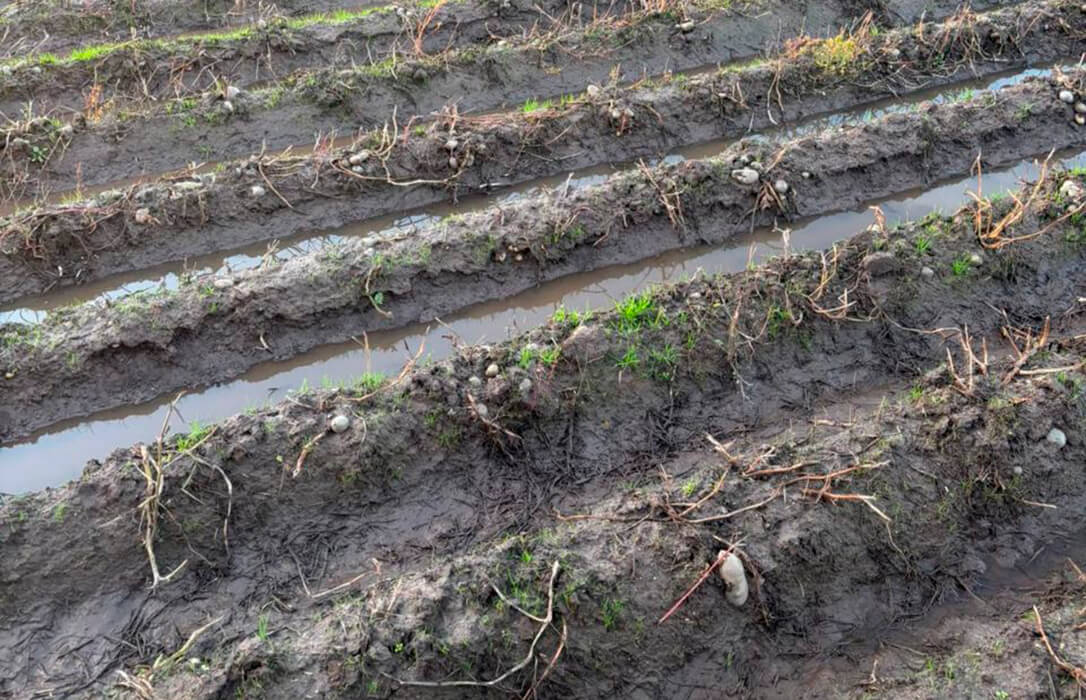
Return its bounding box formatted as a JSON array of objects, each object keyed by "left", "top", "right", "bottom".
[
  {"left": 551, "top": 306, "right": 584, "bottom": 328},
  {"left": 176, "top": 421, "right": 210, "bottom": 451},
  {"left": 601, "top": 599, "right": 624, "bottom": 630},
  {"left": 616, "top": 346, "right": 640, "bottom": 370},
  {"left": 521, "top": 98, "right": 552, "bottom": 113},
  {"left": 950, "top": 256, "right": 971, "bottom": 277}
]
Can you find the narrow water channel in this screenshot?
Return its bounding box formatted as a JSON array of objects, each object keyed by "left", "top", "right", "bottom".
[
  {"left": 0, "top": 62, "right": 1065, "bottom": 324},
  {"left": 2, "top": 147, "right": 1080, "bottom": 493}
]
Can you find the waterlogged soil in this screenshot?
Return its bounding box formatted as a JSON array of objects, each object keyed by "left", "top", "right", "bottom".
[
  {"left": 0, "top": 0, "right": 386, "bottom": 58},
  {"left": 6, "top": 0, "right": 1077, "bottom": 223},
  {"left": 0, "top": 223, "right": 1082, "bottom": 696},
  {"left": 0, "top": 0, "right": 650, "bottom": 117},
  {"left": 1, "top": 72, "right": 1086, "bottom": 440},
  {"left": 0, "top": 0, "right": 1020, "bottom": 200}
]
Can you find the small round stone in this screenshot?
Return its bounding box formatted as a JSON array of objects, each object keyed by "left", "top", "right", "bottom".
[
  {"left": 213, "top": 278, "right": 234, "bottom": 290},
  {"left": 1076, "top": 102, "right": 1086, "bottom": 114},
  {"left": 249, "top": 185, "right": 266, "bottom": 197},
  {"left": 920, "top": 266, "right": 935, "bottom": 279},
  {"left": 476, "top": 404, "right": 489, "bottom": 418},
  {"left": 773, "top": 179, "right": 789, "bottom": 194},
  {"left": 731, "top": 168, "right": 760, "bottom": 186},
  {"left": 468, "top": 376, "right": 482, "bottom": 387},
  {"left": 586, "top": 84, "right": 600, "bottom": 97},
  {"left": 519, "top": 378, "right": 533, "bottom": 394},
  {"left": 1059, "top": 89, "right": 1076, "bottom": 104},
  {"left": 1046, "top": 427, "right": 1067, "bottom": 448},
  {"left": 3, "top": 371, "right": 14, "bottom": 379},
  {"left": 134, "top": 208, "right": 152, "bottom": 224},
  {"left": 969, "top": 253, "right": 983, "bottom": 265},
  {"left": 1012, "top": 466, "right": 1023, "bottom": 476},
  {"left": 485, "top": 363, "right": 500, "bottom": 378},
  {"left": 330, "top": 415, "right": 350, "bottom": 433}
]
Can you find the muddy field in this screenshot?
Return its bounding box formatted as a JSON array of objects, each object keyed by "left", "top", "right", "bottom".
[{"left": 2, "top": 0, "right": 1086, "bottom": 698}]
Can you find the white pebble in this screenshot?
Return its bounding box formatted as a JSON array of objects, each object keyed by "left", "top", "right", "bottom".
[
  {"left": 1060, "top": 179, "right": 1084, "bottom": 200},
  {"left": 921, "top": 266, "right": 935, "bottom": 279},
  {"left": 773, "top": 179, "right": 789, "bottom": 194},
  {"left": 445, "top": 138, "right": 459, "bottom": 151},
  {"left": 731, "top": 168, "right": 760, "bottom": 186},
  {"left": 1076, "top": 102, "right": 1086, "bottom": 114},
  {"left": 485, "top": 363, "right": 500, "bottom": 378},
  {"left": 1046, "top": 428, "right": 1067, "bottom": 448},
  {"left": 134, "top": 208, "right": 152, "bottom": 224},
  {"left": 468, "top": 376, "right": 482, "bottom": 387},
  {"left": 213, "top": 278, "right": 234, "bottom": 290},
  {"left": 330, "top": 415, "right": 350, "bottom": 433},
  {"left": 249, "top": 185, "right": 266, "bottom": 197},
  {"left": 1059, "top": 89, "right": 1076, "bottom": 104},
  {"left": 969, "top": 253, "right": 983, "bottom": 265},
  {"left": 225, "top": 85, "right": 241, "bottom": 100},
  {"left": 717, "top": 551, "right": 749, "bottom": 607},
  {"left": 348, "top": 150, "right": 370, "bottom": 166},
  {"left": 586, "top": 84, "right": 600, "bottom": 97},
  {"left": 519, "top": 378, "right": 533, "bottom": 393},
  {"left": 221, "top": 100, "right": 234, "bottom": 113}
]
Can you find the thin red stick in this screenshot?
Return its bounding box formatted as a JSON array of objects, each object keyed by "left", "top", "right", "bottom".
[{"left": 658, "top": 550, "right": 728, "bottom": 625}]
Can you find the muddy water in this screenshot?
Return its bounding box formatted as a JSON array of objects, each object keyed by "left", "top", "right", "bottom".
[
  {"left": 0, "top": 62, "right": 1065, "bottom": 325},
  {"left": 3, "top": 148, "right": 1083, "bottom": 493}
]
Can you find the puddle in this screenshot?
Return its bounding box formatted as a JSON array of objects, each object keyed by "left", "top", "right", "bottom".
[
  {"left": 3, "top": 146, "right": 1082, "bottom": 493},
  {"left": 0, "top": 61, "right": 1065, "bottom": 325}
]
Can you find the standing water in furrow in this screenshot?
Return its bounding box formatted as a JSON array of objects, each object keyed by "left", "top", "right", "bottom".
[{"left": 2, "top": 148, "right": 1081, "bottom": 493}]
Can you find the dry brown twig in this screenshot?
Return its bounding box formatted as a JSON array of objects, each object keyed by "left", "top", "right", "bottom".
[
  {"left": 1001, "top": 316, "right": 1050, "bottom": 385},
  {"left": 946, "top": 324, "right": 989, "bottom": 397},
  {"left": 410, "top": 0, "right": 447, "bottom": 56},
  {"left": 1033, "top": 605, "right": 1086, "bottom": 690},
  {"left": 637, "top": 159, "right": 685, "bottom": 228},
  {"left": 114, "top": 615, "right": 226, "bottom": 697},
  {"left": 397, "top": 561, "right": 562, "bottom": 690},
  {"left": 137, "top": 393, "right": 220, "bottom": 589},
  {"left": 657, "top": 546, "right": 731, "bottom": 625},
  {"left": 968, "top": 154, "right": 1083, "bottom": 250}
]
